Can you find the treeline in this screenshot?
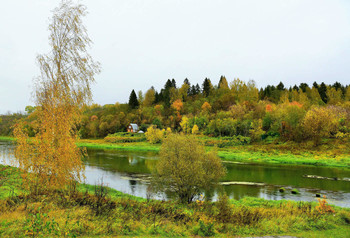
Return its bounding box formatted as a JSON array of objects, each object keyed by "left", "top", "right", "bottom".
[{"left": 2, "top": 78, "right": 350, "bottom": 145}]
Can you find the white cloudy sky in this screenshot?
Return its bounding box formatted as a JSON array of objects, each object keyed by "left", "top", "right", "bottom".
[{"left": 1, "top": 0, "right": 350, "bottom": 114}]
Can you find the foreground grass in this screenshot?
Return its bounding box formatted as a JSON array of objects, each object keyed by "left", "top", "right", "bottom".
[{"left": 0, "top": 165, "right": 349, "bottom": 237}]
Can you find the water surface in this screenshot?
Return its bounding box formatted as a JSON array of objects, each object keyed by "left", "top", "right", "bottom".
[{"left": 1, "top": 140, "right": 350, "bottom": 207}]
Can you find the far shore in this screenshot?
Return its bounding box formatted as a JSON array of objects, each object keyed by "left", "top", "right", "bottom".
[{"left": 2, "top": 136, "right": 349, "bottom": 169}]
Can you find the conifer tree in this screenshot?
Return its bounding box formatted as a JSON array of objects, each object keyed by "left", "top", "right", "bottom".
[
  {"left": 128, "top": 89, "right": 139, "bottom": 109},
  {"left": 202, "top": 78, "right": 212, "bottom": 97},
  {"left": 318, "top": 82, "right": 328, "bottom": 103}
]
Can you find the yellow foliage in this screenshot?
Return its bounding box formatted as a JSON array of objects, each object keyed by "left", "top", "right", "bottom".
[
  {"left": 192, "top": 124, "right": 199, "bottom": 134},
  {"left": 180, "top": 116, "right": 191, "bottom": 134},
  {"left": 166, "top": 127, "right": 172, "bottom": 135},
  {"left": 303, "top": 107, "right": 340, "bottom": 145},
  {"left": 201, "top": 102, "right": 211, "bottom": 112},
  {"left": 13, "top": 1, "right": 100, "bottom": 193},
  {"left": 145, "top": 126, "right": 164, "bottom": 144}
]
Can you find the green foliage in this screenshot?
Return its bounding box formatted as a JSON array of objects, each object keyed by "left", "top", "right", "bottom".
[
  {"left": 152, "top": 134, "right": 226, "bottom": 203},
  {"left": 24, "top": 206, "right": 60, "bottom": 237},
  {"left": 2, "top": 80, "right": 350, "bottom": 145},
  {"left": 204, "top": 136, "right": 251, "bottom": 147},
  {"left": 0, "top": 164, "right": 350, "bottom": 237},
  {"left": 104, "top": 132, "right": 146, "bottom": 143},
  {"left": 194, "top": 217, "right": 216, "bottom": 236}
]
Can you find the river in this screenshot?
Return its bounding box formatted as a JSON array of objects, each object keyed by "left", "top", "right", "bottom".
[{"left": 1, "top": 140, "right": 350, "bottom": 207}]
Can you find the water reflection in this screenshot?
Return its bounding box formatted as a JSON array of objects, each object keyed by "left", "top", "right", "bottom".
[{"left": 1, "top": 140, "right": 350, "bottom": 207}]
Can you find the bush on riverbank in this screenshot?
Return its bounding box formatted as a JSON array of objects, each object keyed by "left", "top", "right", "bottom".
[
  {"left": 104, "top": 132, "right": 146, "bottom": 143},
  {"left": 0, "top": 165, "right": 349, "bottom": 237}
]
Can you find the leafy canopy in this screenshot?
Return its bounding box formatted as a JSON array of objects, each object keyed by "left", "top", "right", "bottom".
[
  {"left": 14, "top": 0, "right": 100, "bottom": 193},
  {"left": 152, "top": 134, "right": 226, "bottom": 203}
]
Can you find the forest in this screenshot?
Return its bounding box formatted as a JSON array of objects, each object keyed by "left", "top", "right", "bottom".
[
  {"left": 1, "top": 1, "right": 350, "bottom": 237},
  {"left": 2, "top": 78, "right": 350, "bottom": 147}
]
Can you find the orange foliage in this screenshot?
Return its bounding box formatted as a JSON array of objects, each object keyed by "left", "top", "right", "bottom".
[
  {"left": 171, "top": 99, "right": 183, "bottom": 112},
  {"left": 315, "top": 196, "right": 335, "bottom": 214},
  {"left": 90, "top": 115, "right": 98, "bottom": 121},
  {"left": 154, "top": 105, "right": 162, "bottom": 115},
  {"left": 201, "top": 102, "right": 212, "bottom": 112},
  {"left": 290, "top": 101, "right": 303, "bottom": 108},
  {"left": 266, "top": 104, "right": 273, "bottom": 112}
]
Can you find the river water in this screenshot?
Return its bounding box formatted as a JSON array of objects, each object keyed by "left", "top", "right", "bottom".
[{"left": 1, "top": 140, "right": 350, "bottom": 207}]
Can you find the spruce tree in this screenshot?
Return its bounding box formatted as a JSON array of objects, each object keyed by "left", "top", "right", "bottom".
[
  {"left": 128, "top": 89, "right": 139, "bottom": 109},
  {"left": 202, "top": 78, "right": 212, "bottom": 97},
  {"left": 318, "top": 82, "right": 328, "bottom": 103},
  {"left": 277, "top": 82, "right": 285, "bottom": 90}
]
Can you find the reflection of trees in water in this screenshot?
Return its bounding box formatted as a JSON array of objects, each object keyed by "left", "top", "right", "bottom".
[
  {"left": 223, "top": 185, "right": 261, "bottom": 200},
  {"left": 0, "top": 142, "right": 14, "bottom": 165},
  {"left": 86, "top": 149, "right": 154, "bottom": 174},
  {"left": 224, "top": 163, "right": 350, "bottom": 192},
  {"left": 145, "top": 159, "right": 157, "bottom": 171},
  {"left": 129, "top": 179, "right": 137, "bottom": 194},
  {"left": 127, "top": 155, "right": 138, "bottom": 165}
]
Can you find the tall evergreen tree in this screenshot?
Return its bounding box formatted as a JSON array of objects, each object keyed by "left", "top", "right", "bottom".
[
  {"left": 195, "top": 83, "right": 201, "bottom": 95},
  {"left": 318, "top": 82, "right": 328, "bottom": 103},
  {"left": 128, "top": 89, "right": 139, "bottom": 109},
  {"left": 202, "top": 78, "right": 212, "bottom": 97},
  {"left": 299, "top": 83, "right": 309, "bottom": 92},
  {"left": 184, "top": 78, "right": 191, "bottom": 96},
  {"left": 171, "top": 79, "right": 177, "bottom": 88},
  {"left": 162, "top": 79, "right": 173, "bottom": 107},
  {"left": 277, "top": 82, "right": 285, "bottom": 90}
]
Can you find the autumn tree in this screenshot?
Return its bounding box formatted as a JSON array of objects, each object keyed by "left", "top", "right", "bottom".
[
  {"left": 303, "top": 107, "right": 339, "bottom": 146},
  {"left": 152, "top": 134, "right": 226, "bottom": 203},
  {"left": 13, "top": 0, "right": 100, "bottom": 193},
  {"left": 143, "top": 87, "right": 156, "bottom": 107},
  {"left": 201, "top": 101, "right": 212, "bottom": 112}
]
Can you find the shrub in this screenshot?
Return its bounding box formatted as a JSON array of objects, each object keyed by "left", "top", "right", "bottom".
[
  {"left": 104, "top": 132, "right": 146, "bottom": 143},
  {"left": 152, "top": 134, "right": 226, "bottom": 203},
  {"left": 145, "top": 126, "right": 164, "bottom": 144}
]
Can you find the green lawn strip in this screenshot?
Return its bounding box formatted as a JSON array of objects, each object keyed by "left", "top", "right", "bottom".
[{"left": 0, "top": 136, "right": 15, "bottom": 141}]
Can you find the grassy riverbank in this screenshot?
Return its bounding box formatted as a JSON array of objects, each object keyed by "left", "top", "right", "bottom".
[
  {"left": 2, "top": 136, "right": 350, "bottom": 168},
  {"left": 0, "top": 165, "right": 349, "bottom": 237},
  {"left": 78, "top": 138, "right": 350, "bottom": 168}
]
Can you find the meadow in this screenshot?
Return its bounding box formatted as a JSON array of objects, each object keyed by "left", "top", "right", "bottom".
[{"left": 0, "top": 164, "right": 349, "bottom": 237}]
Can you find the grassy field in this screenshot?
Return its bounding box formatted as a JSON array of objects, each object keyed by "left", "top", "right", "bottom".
[{"left": 0, "top": 164, "right": 349, "bottom": 237}]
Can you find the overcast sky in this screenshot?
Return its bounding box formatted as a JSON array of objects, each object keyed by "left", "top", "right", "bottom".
[{"left": 1, "top": 0, "right": 350, "bottom": 114}]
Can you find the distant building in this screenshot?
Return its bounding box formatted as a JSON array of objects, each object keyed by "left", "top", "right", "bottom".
[{"left": 127, "top": 123, "right": 139, "bottom": 133}]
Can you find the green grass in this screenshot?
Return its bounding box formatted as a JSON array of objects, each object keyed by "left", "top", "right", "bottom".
[
  {"left": 0, "top": 136, "right": 15, "bottom": 141},
  {"left": 0, "top": 164, "right": 350, "bottom": 237}
]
